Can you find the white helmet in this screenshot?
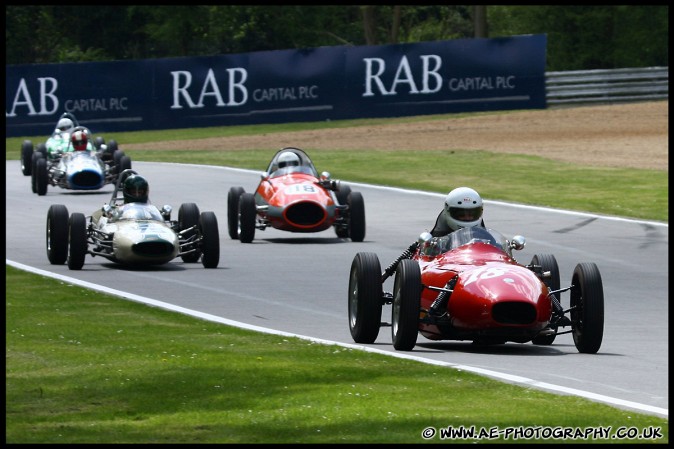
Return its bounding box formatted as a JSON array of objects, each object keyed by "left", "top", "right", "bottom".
[
  {"left": 56, "top": 118, "right": 74, "bottom": 132},
  {"left": 277, "top": 151, "right": 300, "bottom": 168},
  {"left": 443, "top": 187, "right": 483, "bottom": 231}
]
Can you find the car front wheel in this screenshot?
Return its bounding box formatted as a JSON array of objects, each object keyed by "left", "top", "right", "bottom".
[
  {"left": 391, "top": 259, "right": 421, "bottom": 351},
  {"left": 571, "top": 262, "right": 604, "bottom": 354},
  {"left": 46, "top": 204, "right": 69, "bottom": 264},
  {"left": 348, "top": 252, "right": 383, "bottom": 344},
  {"left": 21, "top": 140, "right": 33, "bottom": 176},
  {"left": 67, "top": 213, "right": 87, "bottom": 270},
  {"left": 179, "top": 203, "right": 201, "bottom": 263},
  {"left": 199, "top": 211, "right": 220, "bottom": 268}
]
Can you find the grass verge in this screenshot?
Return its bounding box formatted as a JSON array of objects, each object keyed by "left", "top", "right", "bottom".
[{"left": 5, "top": 266, "right": 669, "bottom": 444}]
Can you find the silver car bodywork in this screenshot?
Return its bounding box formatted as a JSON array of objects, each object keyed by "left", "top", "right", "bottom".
[{"left": 46, "top": 169, "right": 220, "bottom": 270}]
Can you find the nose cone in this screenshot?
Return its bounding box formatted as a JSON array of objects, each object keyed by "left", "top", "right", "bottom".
[
  {"left": 132, "top": 240, "right": 177, "bottom": 258},
  {"left": 283, "top": 201, "right": 327, "bottom": 228},
  {"left": 69, "top": 169, "right": 104, "bottom": 189}
]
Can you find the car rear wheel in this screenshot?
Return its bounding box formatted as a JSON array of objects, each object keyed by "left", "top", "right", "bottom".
[
  {"left": 46, "top": 204, "right": 69, "bottom": 264},
  {"left": 31, "top": 152, "right": 44, "bottom": 193},
  {"left": 571, "top": 263, "right": 604, "bottom": 354},
  {"left": 391, "top": 259, "right": 421, "bottom": 351},
  {"left": 113, "top": 149, "right": 126, "bottom": 167},
  {"left": 334, "top": 224, "right": 349, "bottom": 238},
  {"left": 347, "top": 191, "right": 366, "bottom": 242},
  {"left": 36, "top": 143, "right": 48, "bottom": 159},
  {"left": 99, "top": 139, "right": 116, "bottom": 162},
  {"left": 531, "top": 253, "right": 560, "bottom": 345},
  {"left": 35, "top": 156, "right": 48, "bottom": 196},
  {"left": 348, "top": 252, "right": 383, "bottom": 344},
  {"left": 199, "top": 211, "right": 220, "bottom": 268},
  {"left": 67, "top": 213, "right": 87, "bottom": 270},
  {"left": 21, "top": 140, "right": 33, "bottom": 176},
  {"left": 113, "top": 149, "right": 129, "bottom": 178},
  {"left": 94, "top": 136, "right": 105, "bottom": 149},
  {"left": 179, "top": 203, "right": 201, "bottom": 263},
  {"left": 119, "top": 155, "right": 132, "bottom": 173},
  {"left": 238, "top": 193, "right": 257, "bottom": 243},
  {"left": 107, "top": 139, "right": 118, "bottom": 153},
  {"left": 227, "top": 186, "right": 245, "bottom": 239}
]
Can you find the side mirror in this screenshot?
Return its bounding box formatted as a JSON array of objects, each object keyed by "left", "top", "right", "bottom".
[
  {"left": 510, "top": 235, "right": 526, "bottom": 251},
  {"left": 320, "top": 171, "right": 331, "bottom": 181},
  {"left": 418, "top": 231, "right": 433, "bottom": 247},
  {"left": 261, "top": 171, "right": 269, "bottom": 179},
  {"left": 161, "top": 205, "right": 172, "bottom": 220}
]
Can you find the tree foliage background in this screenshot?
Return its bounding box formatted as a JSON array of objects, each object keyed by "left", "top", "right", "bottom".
[{"left": 5, "top": 5, "right": 668, "bottom": 70}]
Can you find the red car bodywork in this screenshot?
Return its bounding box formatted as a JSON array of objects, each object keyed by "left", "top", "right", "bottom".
[
  {"left": 415, "top": 240, "right": 551, "bottom": 342},
  {"left": 348, "top": 226, "right": 604, "bottom": 353},
  {"left": 255, "top": 169, "right": 335, "bottom": 232},
  {"left": 228, "top": 147, "right": 366, "bottom": 242}
]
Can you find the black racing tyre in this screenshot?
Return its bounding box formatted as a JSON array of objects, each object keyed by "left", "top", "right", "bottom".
[
  {"left": 347, "top": 191, "right": 366, "bottom": 242},
  {"left": 238, "top": 192, "right": 257, "bottom": 243},
  {"left": 94, "top": 136, "right": 105, "bottom": 149},
  {"left": 199, "top": 211, "right": 220, "bottom": 268},
  {"left": 335, "top": 225, "right": 349, "bottom": 238},
  {"left": 179, "top": 203, "right": 201, "bottom": 263},
  {"left": 227, "top": 186, "right": 245, "bottom": 239},
  {"left": 35, "top": 157, "right": 48, "bottom": 196},
  {"left": 21, "top": 140, "right": 33, "bottom": 176},
  {"left": 335, "top": 184, "right": 351, "bottom": 206},
  {"left": 31, "top": 152, "right": 44, "bottom": 193},
  {"left": 348, "top": 252, "right": 383, "bottom": 344},
  {"left": 67, "top": 213, "right": 87, "bottom": 270},
  {"left": 571, "top": 263, "right": 604, "bottom": 354},
  {"left": 391, "top": 259, "right": 422, "bottom": 351},
  {"left": 46, "top": 204, "right": 69, "bottom": 265},
  {"left": 119, "top": 155, "right": 132, "bottom": 172},
  {"left": 107, "top": 139, "right": 118, "bottom": 153},
  {"left": 531, "top": 254, "right": 561, "bottom": 345},
  {"left": 113, "top": 149, "right": 126, "bottom": 174},
  {"left": 99, "top": 139, "right": 116, "bottom": 162},
  {"left": 36, "top": 143, "right": 48, "bottom": 159}
]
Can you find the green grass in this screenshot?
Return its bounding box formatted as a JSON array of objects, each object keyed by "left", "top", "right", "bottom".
[
  {"left": 6, "top": 110, "right": 668, "bottom": 222},
  {"left": 6, "top": 266, "right": 668, "bottom": 444}
]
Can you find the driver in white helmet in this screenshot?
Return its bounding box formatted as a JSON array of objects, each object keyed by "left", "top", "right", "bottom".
[
  {"left": 277, "top": 151, "right": 301, "bottom": 169},
  {"left": 430, "top": 186, "right": 485, "bottom": 237},
  {"left": 270, "top": 150, "right": 302, "bottom": 175},
  {"left": 55, "top": 117, "right": 74, "bottom": 133}
]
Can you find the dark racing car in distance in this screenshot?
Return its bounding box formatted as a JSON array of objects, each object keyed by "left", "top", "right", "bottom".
[
  {"left": 227, "top": 147, "right": 366, "bottom": 243},
  {"left": 348, "top": 226, "right": 604, "bottom": 353},
  {"left": 21, "top": 112, "right": 131, "bottom": 195},
  {"left": 46, "top": 169, "right": 220, "bottom": 270}
]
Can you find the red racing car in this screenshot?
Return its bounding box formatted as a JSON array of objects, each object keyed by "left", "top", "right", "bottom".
[
  {"left": 228, "top": 147, "right": 366, "bottom": 243},
  {"left": 348, "top": 226, "right": 604, "bottom": 353}
]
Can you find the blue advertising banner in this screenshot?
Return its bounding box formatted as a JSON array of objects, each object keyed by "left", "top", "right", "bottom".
[{"left": 5, "top": 35, "right": 546, "bottom": 137}]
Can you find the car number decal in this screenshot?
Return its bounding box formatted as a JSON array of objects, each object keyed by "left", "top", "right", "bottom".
[
  {"left": 284, "top": 184, "right": 318, "bottom": 195},
  {"left": 462, "top": 266, "right": 507, "bottom": 286}
]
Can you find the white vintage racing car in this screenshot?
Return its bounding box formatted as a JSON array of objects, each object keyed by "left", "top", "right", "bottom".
[{"left": 46, "top": 169, "right": 220, "bottom": 270}]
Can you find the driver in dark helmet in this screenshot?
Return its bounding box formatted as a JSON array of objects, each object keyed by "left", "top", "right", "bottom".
[{"left": 122, "top": 174, "right": 149, "bottom": 204}]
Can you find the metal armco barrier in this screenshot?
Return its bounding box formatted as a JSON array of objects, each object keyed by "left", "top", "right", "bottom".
[{"left": 545, "top": 67, "right": 668, "bottom": 106}]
